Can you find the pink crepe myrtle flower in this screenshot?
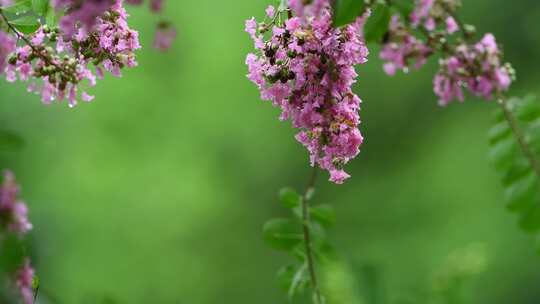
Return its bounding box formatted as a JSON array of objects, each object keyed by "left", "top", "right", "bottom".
[
  {"left": 446, "top": 16, "right": 459, "bottom": 34},
  {"left": 16, "top": 259, "right": 35, "bottom": 304},
  {"left": 0, "top": 171, "right": 32, "bottom": 235},
  {"left": 380, "top": 15, "right": 432, "bottom": 75},
  {"left": 245, "top": 0, "right": 370, "bottom": 184},
  {"left": 410, "top": 0, "right": 461, "bottom": 33},
  {"left": 154, "top": 22, "right": 176, "bottom": 51},
  {"left": 434, "top": 34, "right": 514, "bottom": 105},
  {"left": 4, "top": 0, "right": 140, "bottom": 106},
  {"left": 0, "top": 31, "right": 15, "bottom": 73}
]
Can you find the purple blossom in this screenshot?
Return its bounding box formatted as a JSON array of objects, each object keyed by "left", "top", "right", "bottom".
[
  {"left": 0, "top": 171, "right": 32, "bottom": 235},
  {"left": 446, "top": 16, "right": 459, "bottom": 34},
  {"left": 154, "top": 22, "right": 176, "bottom": 51},
  {"left": 380, "top": 15, "right": 432, "bottom": 75},
  {"left": 53, "top": 0, "right": 115, "bottom": 39},
  {"left": 246, "top": 0, "right": 369, "bottom": 183},
  {"left": 0, "top": 31, "right": 15, "bottom": 73},
  {"left": 16, "top": 259, "right": 35, "bottom": 304},
  {"left": 434, "top": 34, "right": 513, "bottom": 105},
  {"left": 4, "top": 0, "right": 141, "bottom": 106}
]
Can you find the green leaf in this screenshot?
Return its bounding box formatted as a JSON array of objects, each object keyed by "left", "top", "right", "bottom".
[
  {"left": 502, "top": 158, "right": 532, "bottom": 187},
  {"left": 516, "top": 95, "right": 540, "bottom": 122},
  {"left": 9, "top": 15, "right": 40, "bottom": 34},
  {"left": 488, "top": 121, "right": 511, "bottom": 145},
  {"left": 45, "top": 5, "right": 57, "bottom": 26},
  {"left": 505, "top": 172, "right": 539, "bottom": 212},
  {"left": 488, "top": 136, "right": 517, "bottom": 171},
  {"left": 31, "top": 0, "right": 48, "bottom": 16},
  {"left": 525, "top": 123, "right": 540, "bottom": 154},
  {"left": 310, "top": 204, "right": 336, "bottom": 228},
  {"left": 2, "top": 0, "right": 32, "bottom": 15},
  {"left": 263, "top": 218, "right": 302, "bottom": 251},
  {"left": 277, "top": 264, "right": 308, "bottom": 297},
  {"left": 519, "top": 201, "right": 540, "bottom": 232},
  {"left": 332, "top": 0, "right": 367, "bottom": 28},
  {"left": 279, "top": 187, "right": 301, "bottom": 209},
  {"left": 0, "top": 130, "right": 24, "bottom": 152},
  {"left": 364, "top": 4, "right": 391, "bottom": 43},
  {"left": 391, "top": 0, "right": 414, "bottom": 19},
  {"left": 489, "top": 95, "right": 540, "bottom": 241}
]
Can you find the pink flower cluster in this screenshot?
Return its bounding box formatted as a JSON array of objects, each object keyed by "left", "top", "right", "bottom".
[
  {"left": 0, "top": 31, "right": 15, "bottom": 72},
  {"left": 410, "top": 0, "right": 459, "bottom": 34},
  {"left": 53, "top": 0, "right": 114, "bottom": 38},
  {"left": 154, "top": 21, "right": 176, "bottom": 51},
  {"left": 0, "top": 171, "right": 32, "bottom": 235},
  {"left": 245, "top": 0, "right": 369, "bottom": 184},
  {"left": 16, "top": 259, "right": 35, "bottom": 304},
  {"left": 380, "top": 15, "right": 432, "bottom": 75},
  {"left": 381, "top": 0, "right": 513, "bottom": 105},
  {"left": 4, "top": 0, "right": 140, "bottom": 106},
  {"left": 434, "top": 34, "right": 513, "bottom": 105},
  {"left": 380, "top": 0, "right": 460, "bottom": 77}
]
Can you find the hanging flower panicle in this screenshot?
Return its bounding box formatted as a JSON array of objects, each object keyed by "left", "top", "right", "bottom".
[
  {"left": 380, "top": 0, "right": 514, "bottom": 105},
  {"left": 3, "top": 0, "right": 140, "bottom": 107},
  {"left": 434, "top": 34, "right": 514, "bottom": 105},
  {"left": 15, "top": 259, "right": 35, "bottom": 304},
  {"left": 245, "top": 0, "right": 369, "bottom": 184},
  {"left": 0, "top": 171, "right": 32, "bottom": 235}
]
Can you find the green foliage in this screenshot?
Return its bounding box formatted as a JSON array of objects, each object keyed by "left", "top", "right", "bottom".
[
  {"left": 390, "top": 0, "right": 415, "bottom": 19},
  {"left": 311, "top": 204, "right": 336, "bottom": 228},
  {"left": 332, "top": 0, "right": 367, "bottom": 27},
  {"left": 363, "top": 3, "right": 391, "bottom": 43},
  {"left": 280, "top": 187, "right": 302, "bottom": 209},
  {"left": 277, "top": 263, "right": 310, "bottom": 299},
  {"left": 7, "top": 15, "right": 39, "bottom": 34},
  {"left": 263, "top": 187, "right": 336, "bottom": 300},
  {"left": 263, "top": 218, "right": 303, "bottom": 251},
  {"left": 488, "top": 96, "right": 540, "bottom": 238},
  {"left": 1, "top": 0, "right": 56, "bottom": 34},
  {"left": 2, "top": 0, "right": 33, "bottom": 14},
  {"left": 31, "top": 0, "right": 49, "bottom": 16}
]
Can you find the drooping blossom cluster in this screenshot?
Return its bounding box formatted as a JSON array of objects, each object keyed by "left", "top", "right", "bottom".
[
  {"left": 380, "top": 15, "right": 432, "bottom": 75},
  {"left": 51, "top": 0, "right": 173, "bottom": 51},
  {"left": 434, "top": 34, "right": 513, "bottom": 105},
  {"left": 53, "top": 0, "right": 115, "bottom": 38},
  {"left": 380, "top": 0, "right": 513, "bottom": 105},
  {"left": 15, "top": 259, "right": 35, "bottom": 304},
  {"left": 410, "top": 0, "right": 460, "bottom": 33},
  {"left": 153, "top": 21, "right": 176, "bottom": 51},
  {"left": 0, "top": 171, "right": 36, "bottom": 303},
  {"left": 380, "top": 0, "right": 460, "bottom": 77},
  {"left": 4, "top": 0, "right": 141, "bottom": 106},
  {"left": 245, "top": 0, "right": 369, "bottom": 183},
  {"left": 0, "top": 171, "right": 32, "bottom": 235},
  {"left": 0, "top": 30, "right": 15, "bottom": 72}
]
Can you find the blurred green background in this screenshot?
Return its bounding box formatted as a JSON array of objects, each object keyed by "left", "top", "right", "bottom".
[{"left": 1, "top": 0, "right": 540, "bottom": 303}]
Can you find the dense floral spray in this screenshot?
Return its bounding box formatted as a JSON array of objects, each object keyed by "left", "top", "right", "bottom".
[{"left": 246, "top": 0, "right": 369, "bottom": 184}]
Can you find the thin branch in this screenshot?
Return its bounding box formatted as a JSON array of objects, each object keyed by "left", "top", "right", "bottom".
[
  {"left": 499, "top": 97, "right": 540, "bottom": 178},
  {"left": 301, "top": 166, "right": 322, "bottom": 304},
  {"left": 0, "top": 9, "right": 69, "bottom": 74}
]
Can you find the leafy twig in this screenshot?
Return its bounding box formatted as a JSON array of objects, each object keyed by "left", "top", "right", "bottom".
[
  {"left": 301, "top": 166, "right": 323, "bottom": 304},
  {"left": 499, "top": 96, "right": 540, "bottom": 179}
]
